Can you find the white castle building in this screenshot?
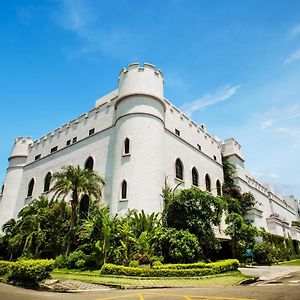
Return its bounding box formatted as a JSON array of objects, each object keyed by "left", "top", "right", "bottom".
[{"left": 0, "top": 63, "right": 299, "bottom": 241}]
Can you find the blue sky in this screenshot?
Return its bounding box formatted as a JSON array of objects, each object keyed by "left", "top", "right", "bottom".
[{"left": 1, "top": 0, "right": 300, "bottom": 198}]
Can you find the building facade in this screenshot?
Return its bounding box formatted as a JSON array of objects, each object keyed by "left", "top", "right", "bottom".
[{"left": 0, "top": 63, "right": 299, "bottom": 240}]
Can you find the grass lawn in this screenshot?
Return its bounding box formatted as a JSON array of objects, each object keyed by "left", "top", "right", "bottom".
[
  {"left": 277, "top": 259, "right": 300, "bottom": 266},
  {"left": 51, "top": 269, "right": 252, "bottom": 288}
]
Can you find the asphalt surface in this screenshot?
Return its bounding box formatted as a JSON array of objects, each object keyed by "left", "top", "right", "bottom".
[{"left": 1, "top": 272, "right": 300, "bottom": 300}]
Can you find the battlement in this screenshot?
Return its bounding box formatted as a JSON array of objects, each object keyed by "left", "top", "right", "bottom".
[
  {"left": 221, "top": 138, "right": 244, "bottom": 162},
  {"left": 118, "top": 62, "right": 164, "bottom": 82},
  {"left": 14, "top": 136, "right": 32, "bottom": 144}
]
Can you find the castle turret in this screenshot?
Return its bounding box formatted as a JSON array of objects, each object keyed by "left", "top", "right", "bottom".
[
  {"left": 221, "top": 138, "right": 245, "bottom": 168},
  {"left": 110, "top": 63, "right": 166, "bottom": 215},
  {"left": 0, "top": 137, "right": 32, "bottom": 229}
]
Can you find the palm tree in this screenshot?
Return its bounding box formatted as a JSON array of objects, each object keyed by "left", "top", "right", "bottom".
[{"left": 51, "top": 165, "right": 105, "bottom": 229}]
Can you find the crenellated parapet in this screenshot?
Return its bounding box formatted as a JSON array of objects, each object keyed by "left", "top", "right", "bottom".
[
  {"left": 10, "top": 136, "right": 32, "bottom": 159},
  {"left": 117, "top": 63, "right": 164, "bottom": 109}
]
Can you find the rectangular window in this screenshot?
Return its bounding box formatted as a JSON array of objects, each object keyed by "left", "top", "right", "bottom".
[
  {"left": 175, "top": 129, "right": 180, "bottom": 136},
  {"left": 89, "top": 128, "right": 95, "bottom": 136},
  {"left": 51, "top": 146, "right": 58, "bottom": 153},
  {"left": 66, "top": 140, "right": 71, "bottom": 146},
  {"left": 35, "top": 154, "right": 41, "bottom": 161},
  {"left": 72, "top": 137, "right": 77, "bottom": 143},
  {"left": 197, "top": 144, "right": 201, "bottom": 151}
]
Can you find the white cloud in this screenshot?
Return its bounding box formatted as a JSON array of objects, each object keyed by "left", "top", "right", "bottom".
[
  {"left": 260, "top": 105, "right": 300, "bottom": 129},
  {"left": 181, "top": 84, "right": 241, "bottom": 115},
  {"left": 55, "top": 0, "right": 131, "bottom": 57},
  {"left": 277, "top": 126, "right": 300, "bottom": 138},
  {"left": 283, "top": 48, "right": 300, "bottom": 65},
  {"left": 288, "top": 24, "right": 300, "bottom": 38}
]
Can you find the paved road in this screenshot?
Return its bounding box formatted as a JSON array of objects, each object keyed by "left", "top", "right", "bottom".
[{"left": 1, "top": 272, "right": 300, "bottom": 300}]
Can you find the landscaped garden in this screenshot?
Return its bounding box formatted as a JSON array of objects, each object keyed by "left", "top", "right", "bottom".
[{"left": 0, "top": 162, "right": 299, "bottom": 288}]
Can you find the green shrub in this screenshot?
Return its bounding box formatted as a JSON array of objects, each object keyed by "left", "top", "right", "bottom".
[
  {"left": 161, "top": 228, "right": 203, "bottom": 263},
  {"left": 253, "top": 243, "right": 272, "bottom": 265},
  {"left": 0, "top": 260, "right": 13, "bottom": 276},
  {"left": 129, "top": 260, "right": 139, "bottom": 267},
  {"left": 101, "top": 263, "right": 214, "bottom": 277},
  {"left": 152, "top": 261, "right": 163, "bottom": 267},
  {"left": 7, "top": 259, "right": 55, "bottom": 286},
  {"left": 67, "top": 250, "right": 87, "bottom": 269},
  {"left": 55, "top": 254, "right": 67, "bottom": 269},
  {"left": 152, "top": 261, "right": 206, "bottom": 270},
  {"left": 100, "top": 259, "right": 239, "bottom": 277},
  {"left": 206, "top": 259, "right": 239, "bottom": 273}
]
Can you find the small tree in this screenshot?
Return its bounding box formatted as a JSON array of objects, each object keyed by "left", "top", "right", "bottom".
[
  {"left": 164, "top": 188, "right": 226, "bottom": 259},
  {"left": 51, "top": 165, "right": 105, "bottom": 229}
]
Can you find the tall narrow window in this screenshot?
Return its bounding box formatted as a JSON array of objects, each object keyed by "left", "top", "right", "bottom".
[
  {"left": 175, "top": 158, "right": 184, "bottom": 180},
  {"left": 27, "top": 178, "right": 35, "bottom": 197},
  {"left": 85, "top": 156, "right": 94, "bottom": 170},
  {"left": 216, "top": 180, "right": 221, "bottom": 196},
  {"left": 124, "top": 138, "right": 130, "bottom": 155},
  {"left": 121, "top": 180, "right": 127, "bottom": 199},
  {"left": 44, "top": 172, "right": 52, "bottom": 192},
  {"left": 1, "top": 184, "right": 4, "bottom": 195},
  {"left": 205, "top": 174, "right": 211, "bottom": 192},
  {"left": 80, "top": 195, "right": 90, "bottom": 219},
  {"left": 192, "top": 167, "right": 199, "bottom": 186}
]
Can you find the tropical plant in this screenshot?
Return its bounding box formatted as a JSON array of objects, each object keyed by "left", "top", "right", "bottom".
[
  {"left": 51, "top": 165, "right": 105, "bottom": 229},
  {"left": 164, "top": 188, "right": 226, "bottom": 259}
]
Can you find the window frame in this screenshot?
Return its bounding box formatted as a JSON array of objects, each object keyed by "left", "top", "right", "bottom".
[{"left": 175, "top": 158, "right": 184, "bottom": 181}]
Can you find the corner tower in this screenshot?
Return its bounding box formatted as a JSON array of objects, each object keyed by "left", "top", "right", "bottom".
[
  {"left": 0, "top": 137, "right": 32, "bottom": 229},
  {"left": 110, "top": 63, "right": 166, "bottom": 215}
]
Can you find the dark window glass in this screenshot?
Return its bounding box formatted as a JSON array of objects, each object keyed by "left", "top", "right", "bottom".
[
  {"left": 197, "top": 144, "right": 201, "bottom": 151},
  {"left": 213, "top": 155, "right": 217, "bottom": 161},
  {"left": 216, "top": 180, "right": 222, "bottom": 196},
  {"left": 192, "top": 167, "right": 199, "bottom": 186},
  {"left": 1, "top": 184, "right": 4, "bottom": 194},
  {"left": 205, "top": 174, "right": 211, "bottom": 192},
  {"left": 66, "top": 140, "right": 71, "bottom": 146},
  {"left": 80, "top": 195, "right": 90, "bottom": 219},
  {"left": 175, "top": 158, "right": 183, "bottom": 180},
  {"left": 89, "top": 128, "right": 95, "bottom": 136},
  {"left": 27, "top": 178, "right": 34, "bottom": 197},
  {"left": 72, "top": 137, "right": 77, "bottom": 143},
  {"left": 175, "top": 129, "right": 180, "bottom": 136},
  {"left": 44, "top": 172, "right": 52, "bottom": 192},
  {"left": 121, "top": 180, "right": 127, "bottom": 199},
  {"left": 124, "top": 138, "right": 130, "bottom": 154},
  {"left": 51, "top": 146, "right": 58, "bottom": 153},
  {"left": 35, "top": 154, "right": 41, "bottom": 161},
  {"left": 84, "top": 157, "right": 94, "bottom": 170}
]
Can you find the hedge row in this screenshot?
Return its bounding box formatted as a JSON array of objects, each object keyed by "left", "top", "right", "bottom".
[
  {"left": 101, "top": 259, "right": 239, "bottom": 277},
  {"left": 0, "top": 260, "right": 12, "bottom": 276},
  {"left": 0, "top": 259, "right": 55, "bottom": 286}
]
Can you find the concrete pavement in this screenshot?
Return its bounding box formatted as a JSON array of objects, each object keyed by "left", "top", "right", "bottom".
[{"left": 239, "top": 265, "right": 300, "bottom": 281}]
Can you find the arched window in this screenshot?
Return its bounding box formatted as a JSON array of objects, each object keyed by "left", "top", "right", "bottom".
[
  {"left": 216, "top": 180, "right": 222, "bottom": 196},
  {"left": 84, "top": 156, "right": 94, "bottom": 170},
  {"left": 205, "top": 174, "right": 211, "bottom": 192},
  {"left": 44, "top": 172, "right": 52, "bottom": 192},
  {"left": 192, "top": 167, "right": 199, "bottom": 186},
  {"left": 27, "top": 178, "right": 34, "bottom": 197},
  {"left": 124, "top": 138, "right": 130, "bottom": 155},
  {"left": 175, "top": 158, "right": 184, "bottom": 180},
  {"left": 121, "top": 180, "right": 127, "bottom": 199},
  {"left": 80, "top": 195, "right": 90, "bottom": 219}
]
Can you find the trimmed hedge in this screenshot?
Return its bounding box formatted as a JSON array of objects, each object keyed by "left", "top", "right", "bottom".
[
  {"left": 0, "top": 260, "right": 12, "bottom": 276},
  {"left": 101, "top": 259, "right": 239, "bottom": 277},
  {"left": 7, "top": 259, "right": 55, "bottom": 286},
  {"left": 152, "top": 262, "right": 206, "bottom": 270},
  {"left": 101, "top": 264, "right": 214, "bottom": 277}
]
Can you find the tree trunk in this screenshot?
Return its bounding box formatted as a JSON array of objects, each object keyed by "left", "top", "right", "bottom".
[{"left": 70, "top": 189, "right": 78, "bottom": 229}]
